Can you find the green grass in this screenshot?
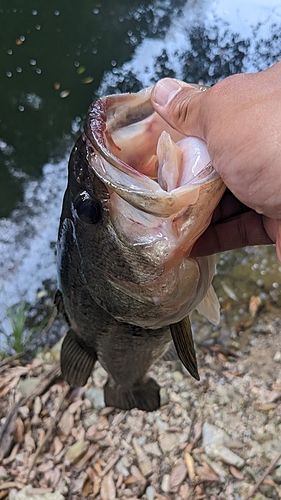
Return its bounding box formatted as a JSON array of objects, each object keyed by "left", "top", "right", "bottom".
[{"left": 0, "top": 301, "right": 35, "bottom": 355}]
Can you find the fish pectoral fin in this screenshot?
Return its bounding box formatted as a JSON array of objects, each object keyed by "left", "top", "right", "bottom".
[
  {"left": 161, "top": 343, "right": 179, "bottom": 361},
  {"left": 54, "top": 289, "right": 70, "bottom": 324},
  {"left": 170, "top": 316, "right": 200, "bottom": 380},
  {"left": 61, "top": 329, "right": 97, "bottom": 387},
  {"left": 196, "top": 285, "right": 220, "bottom": 324},
  {"left": 104, "top": 377, "right": 160, "bottom": 412}
]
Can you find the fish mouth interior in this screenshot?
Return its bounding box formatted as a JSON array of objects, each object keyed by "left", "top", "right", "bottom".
[{"left": 85, "top": 86, "right": 220, "bottom": 217}]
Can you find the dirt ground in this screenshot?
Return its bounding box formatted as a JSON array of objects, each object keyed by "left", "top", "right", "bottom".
[{"left": 1, "top": 297, "right": 281, "bottom": 500}]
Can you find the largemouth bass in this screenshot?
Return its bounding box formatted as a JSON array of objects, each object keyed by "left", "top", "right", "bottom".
[{"left": 57, "top": 85, "right": 225, "bottom": 411}]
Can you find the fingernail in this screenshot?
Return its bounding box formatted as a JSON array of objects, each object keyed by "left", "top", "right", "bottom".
[{"left": 153, "top": 78, "right": 182, "bottom": 107}]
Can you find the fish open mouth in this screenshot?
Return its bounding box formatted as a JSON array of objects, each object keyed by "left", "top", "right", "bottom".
[{"left": 85, "top": 86, "right": 222, "bottom": 218}]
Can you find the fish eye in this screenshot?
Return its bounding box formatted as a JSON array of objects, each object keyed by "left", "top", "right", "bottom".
[{"left": 74, "top": 191, "right": 102, "bottom": 224}]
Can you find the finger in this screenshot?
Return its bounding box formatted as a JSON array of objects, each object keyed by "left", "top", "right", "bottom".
[
  {"left": 211, "top": 190, "right": 251, "bottom": 223},
  {"left": 190, "top": 211, "right": 275, "bottom": 257},
  {"left": 151, "top": 78, "right": 206, "bottom": 138}
]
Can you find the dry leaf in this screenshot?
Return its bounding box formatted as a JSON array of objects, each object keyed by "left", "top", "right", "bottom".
[
  {"left": 60, "top": 90, "right": 70, "bottom": 98},
  {"left": 53, "top": 436, "right": 63, "bottom": 456},
  {"left": 93, "top": 476, "right": 102, "bottom": 496},
  {"left": 130, "top": 465, "right": 146, "bottom": 484},
  {"left": 124, "top": 475, "right": 137, "bottom": 485},
  {"left": 196, "top": 462, "right": 220, "bottom": 482},
  {"left": 83, "top": 76, "right": 94, "bottom": 84},
  {"left": 64, "top": 439, "right": 88, "bottom": 463},
  {"left": 132, "top": 438, "right": 153, "bottom": 477},
  {"left": 13, "top": 417, "right": 24, "bottom": 443},
  {"left": 100, "top": 470, "right": 116, "bottom": 500},
  {"left": 169, "top": 462, "right": 187, "bottom": 492},
  {"left": 257, "top": 403, "right": 277, "bottom": 411},
  {"left": 59, "top": 409, "right": 74, "bottom": 435},
  {"left": 249, "top": 295, "right": 262, "bottom": 317},
  {"left": 93, "top": 460, "right": 103, "bottom": 475},
  {"left": 74, "top": 444, "right": 98, "bottom": 469},
  {"left": 185, "top": 452, "right": 196, "bottom": 481},
  {"left": 193, "top": 422, "right": 202, "bottom": 443},
  {"left": 33, "top": 396, "right": 42, "bottom": 416},
  {"left": 179, "top": 483, "right": 190, "bottom": 498},
  {"left": 24, "top": 432, "right": 35, "bottom": 452},
  {"left": 82, "top": 478, "right": 92, "bottom": 496},
  {"left": 229, "top": 465, "right": 244, "bottom": 480},
  {"left": 68, "top": 399, "right": 83, "bottom": 415}
]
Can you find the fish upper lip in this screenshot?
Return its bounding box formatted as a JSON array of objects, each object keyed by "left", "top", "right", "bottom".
[{"left": 84, "top": 88, "right": 223, "bottom": 218}]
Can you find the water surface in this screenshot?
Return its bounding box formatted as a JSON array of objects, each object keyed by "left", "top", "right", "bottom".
[{"left": 1, "top": 0, "right": 281, "bottom": 347}]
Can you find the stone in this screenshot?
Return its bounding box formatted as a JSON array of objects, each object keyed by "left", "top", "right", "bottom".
[
  {"left": 159, "top": 433, "right": 181, "bottom": 453},
  {"left": 85, "top": 387, "right": 105, "bottom": 410},
  {"left": 202, "top": 422, "right": 245, "bottom": 468},
  {"left": 143, "top": 441, "right": 162, "bottom": 457},
  {"left": 145, "top": 486, "right": 155, "bottom": 500},
  {"left": 9, "top": 487, "right": 64, "bottom": 500},
  {"left": 161, "top": 474, "right": 170, "bottom": 493}
]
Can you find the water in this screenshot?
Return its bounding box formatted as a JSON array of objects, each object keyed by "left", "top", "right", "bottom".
[{"left": 1, "top": 0, "right": 281, "bottom": 347}]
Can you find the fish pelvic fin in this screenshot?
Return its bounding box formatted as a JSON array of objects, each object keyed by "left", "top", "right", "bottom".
[
  {"left": 104, "top": 377, "right": 160, "bottom": 412},
  {"left": 170, "top": 316, "right": 200, "bottom": 380},
  {"left": 61, "top": 329, "right": 97, "bottom": 387},
  {"left": 196, "top": 285, "right": 220, "bottom": 324}
]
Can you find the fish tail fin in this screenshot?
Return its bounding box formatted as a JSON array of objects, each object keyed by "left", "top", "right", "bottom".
[
  {"left": 61, "top": 329, "right": 97, "bottom": 387},
  {"left": 104, "top": 377, "right": 160, "bottom": 412}
]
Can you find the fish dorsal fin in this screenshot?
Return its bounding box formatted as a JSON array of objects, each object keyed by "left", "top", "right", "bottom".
[
  {"left": 170, "top": 316, "right": 200, "bottom": 380},
  {"left": 196, "top": 285, "right": 220, "bottom": 325},
  {"left": 61, "top": 329, "right": 97, "bottom": 387}
]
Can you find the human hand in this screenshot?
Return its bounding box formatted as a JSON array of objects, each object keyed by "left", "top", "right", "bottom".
[{"left": 151, "top": 62, "right": 281, "bottom": 260}]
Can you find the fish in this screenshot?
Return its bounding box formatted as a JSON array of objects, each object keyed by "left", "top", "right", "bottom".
[{"left": 56, "top": 85, "right": 225, "bottom": 412}]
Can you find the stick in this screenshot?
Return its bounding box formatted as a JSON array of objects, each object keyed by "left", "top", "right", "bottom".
[{"left": 245, "top": 450, "right": 281, "bottom": 500}]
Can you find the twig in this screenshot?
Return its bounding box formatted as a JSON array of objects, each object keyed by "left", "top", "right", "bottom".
[
  {"left": 26, "top": 384, "right": 70, "bottom": 479},
  {"left": 245, "top": 450, "right": 281, "bottom": 500},
  {"left": 0, "top": 482, "right": 24, "bottom": 491},
  {"left": 100, "top": 454, "right": 121, "bottom": 477},
  {"left": 0, "top": 307, "right": 58, "bottom": 370}
]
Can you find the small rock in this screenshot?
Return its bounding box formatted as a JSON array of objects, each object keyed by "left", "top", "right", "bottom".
[
  {"left": 143, "top": 441, "right": 162, "bottom": 457},
  {"left": 160, "top": 388, "right": 169, "bottom": 406},
  {"left": 202, "top": 423, "right": 229, "bottom": 448},
  {"left": 155, "top": 418, "right": 169, "bottom": 433},
  {"left": 116, "top": 457, "right": 129, "bottom": 477},
  {"left": 9, "top": 487, "right": 64, "bottom": 500},
  {"left": 274, "top": 351, "right": 281, "bottom": 362},
  {"left": 159, "top": 433, "right": 181, "bottom": 453},
  {"left": 146, "top": 486, "right": 155, "bottom": 500},
  {"left": 85, "top": 387, "right": 105, "bottom": 410},
  {"left": 202, "top": 422, "right": 245, "bottom": 468},
  {"left": 214, "top": 444, "right": 245, "bottom": 468},
  {"left": 161, "top": 474, "right": 170, "bottom": 493},
  {"left": 17, "top": 378, "right": 39, "bottom": 397},
  {"left": 263, "top": 439, "right": 281, "bottom": 465},
  {"left": 273, "top": 465, "right": 281, "bottom": 484},
  {"left": 173, "top": 371, "right": 184, "bottom": 382}
]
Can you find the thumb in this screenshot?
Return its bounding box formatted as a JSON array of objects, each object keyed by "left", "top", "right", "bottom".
[{"left": 151, "top": 78, "right": 207, "bottom": 139}]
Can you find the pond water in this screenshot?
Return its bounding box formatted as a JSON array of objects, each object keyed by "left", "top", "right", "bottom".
[{"left": 1, "top": 0, "right": 281, "bottom": 347}]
